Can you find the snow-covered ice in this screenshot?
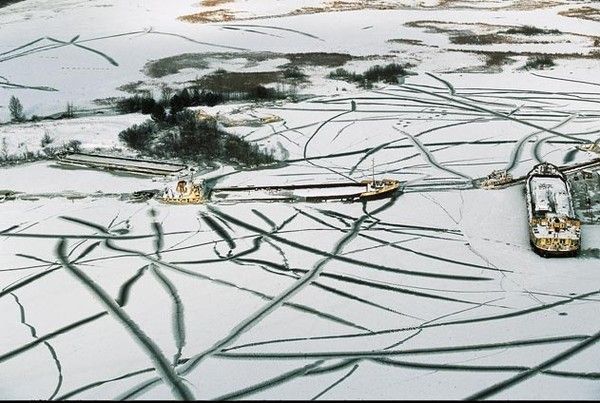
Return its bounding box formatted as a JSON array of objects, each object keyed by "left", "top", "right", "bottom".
[{"left": 1, "top": 0, "right": 599, "bottom": 400}]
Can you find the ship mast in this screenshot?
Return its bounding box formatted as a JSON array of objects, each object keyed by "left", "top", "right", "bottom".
[{"left": 372, "top": 158, "right": 375, "bottom": 184}]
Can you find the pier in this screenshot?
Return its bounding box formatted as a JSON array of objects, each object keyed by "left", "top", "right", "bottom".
[{"left": 56, "top": 152, "right": 188, "bottom": 176}]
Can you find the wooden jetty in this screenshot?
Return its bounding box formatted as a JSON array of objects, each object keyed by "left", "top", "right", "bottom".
[{"left": 56, "top": 152, "right": 187, "bottom": 176}]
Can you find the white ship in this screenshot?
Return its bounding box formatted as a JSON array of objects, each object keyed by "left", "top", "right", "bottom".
[{"left": 526, "top": 163, "right": 581, "bottom": 257}]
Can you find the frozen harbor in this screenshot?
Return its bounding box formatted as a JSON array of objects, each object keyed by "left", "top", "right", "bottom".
[{"left": 1, "top": 0, "right": 599, "bottom": 400}]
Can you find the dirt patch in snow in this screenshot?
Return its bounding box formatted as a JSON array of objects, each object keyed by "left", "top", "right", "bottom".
[
  {"left": 201, "top": 0, "right": 234, "bottom": 7},
  {"left": 401, "top": 19, "right": 600, "bottom": 71},
  {"left": 193, "top": 70, "right": 284, "bottom": 92},
  {"left": 437, "top": 0, "right": 566, "bottom": 10},
  {"left": 387, "top": 38, "right": 428, "bottom": 46},
  {"left": 144, "top": 53, "right": 212, "bottom": 78},
  {"left": 284, "top": 52, "right": 355, "bottom": 68},
  {"left": 288, "top": 0, "right": 399, "bottom": 15},
  {"left": 143, "top": 52, "right": 366, "bottom": 79},
  {"left": 116, "top": 80, "right": 151, "bottom": 95},
  {"left": 178, "top": 0, "right": 405, "bottom": 24},
  {"left": 178, "top": 8, "right": 236, "bottom": 23},
  {"left": 451, "top": 48, "right": 600, "bottom": 61},
  {"left": 405, "top": 20, "right": 573, "bottom": 45},
  {"left": 559, "top": 6, "right": 600, "bottom": 22},
  {"left": 179, "top": 0, "right": 573, "bottom": 24}
]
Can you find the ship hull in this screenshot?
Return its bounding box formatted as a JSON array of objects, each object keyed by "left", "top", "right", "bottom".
[
  {"left": 359, "top": 184, "right": 400, "bottom": 201},
  {"left": 530, "top": 240, "right": 580, "bottom": 258},
  {"left": 212, "top": 180, "right": 401, "bottom": 203},
  {"left": 159, "top": 198, "right": 204, "bottom": 205}
]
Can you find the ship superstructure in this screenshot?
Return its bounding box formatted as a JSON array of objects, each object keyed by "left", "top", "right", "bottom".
[
  {"left": 526, "top": 163, "right": 581, "bottom": 257},
  {"left": 160, "top": 169, "right": 206, "bottom": 205},
  {"left": 160, "top": 179, "right": 205, "bottom": 204}
]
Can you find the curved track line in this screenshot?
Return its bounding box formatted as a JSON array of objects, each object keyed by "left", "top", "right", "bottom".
[
  {"left": 394, "top": 127, "right": 473, "bottom": 181},
  {"left": 56, "top": 239, "right": 194, "bottom": 401}
]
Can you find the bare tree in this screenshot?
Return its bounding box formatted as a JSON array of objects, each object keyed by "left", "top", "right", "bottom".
[{"left": 65, "top": 102, "right": 76, "bottom": 118}]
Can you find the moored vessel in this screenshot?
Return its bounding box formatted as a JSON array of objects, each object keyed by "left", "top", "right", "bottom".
[
  {"left": 526, "top": 162, "right": 581, "bottom": 257},
  {"left": 478, "top": 169, "right": 513, "bottom": 189},
  {"left": 358, "top": 179, "right": 401, "bottom": 201},
  {"left": 160, "top": 171, "right": 206, "bottom": 204}
]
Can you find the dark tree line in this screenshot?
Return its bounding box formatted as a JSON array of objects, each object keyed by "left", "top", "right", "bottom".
[
  {"left": 116, "top": 87, "right": 225, "bottom": 122},
  {"left": 115, "top": 84, "right": 283, "bottom": 123}
]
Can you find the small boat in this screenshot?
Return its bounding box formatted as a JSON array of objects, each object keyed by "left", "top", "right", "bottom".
[
  {"left": 526, "top": 162, "right": 581, "bottom": 257},
  {"left": 355, "top": 159, "right": 400, "bottom": 201},
  {"left": 577, "top": 142, "right": 600, "bottom": 155},
  {"left": 358, "top": 179, "right": 401, "bottom": 201},
  {"left": 477, "top": 169, "right": 513, "bottom": 189}
]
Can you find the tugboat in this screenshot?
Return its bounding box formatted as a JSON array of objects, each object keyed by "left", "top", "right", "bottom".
[
  {"left": 526, "top": 162, "right": 581, "bottom": 257},
  {"left": 478, "top": 169, "right": 514, "bottom": 189},
  {"left": 160, "top": 169, "right": 205, "bottom": 205},
  {"left": 357, "top": 158, "right": 401, "bottom": 201},
  {"left": 358, "top": 179, "right": 401, "bottom": 201},
  {"left": 577, "top": 142, "right": 600, "bottom": 155}
]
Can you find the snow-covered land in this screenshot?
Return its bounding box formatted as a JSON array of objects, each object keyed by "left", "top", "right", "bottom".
[{"left": 1, "top": 0, "right": 599, "bottom": 400}]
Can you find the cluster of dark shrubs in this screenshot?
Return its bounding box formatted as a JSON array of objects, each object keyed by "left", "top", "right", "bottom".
[
  {"left": 245, "top": 85, "right": 284, "bottom": 100},
  {"left": 282, "top": 66, "right": 309, "bottom": 82},
  {"left": 524, "top": 55, "right": 555, "bottom": 69},
  {"left": 42, "top": 139, "right": 82, "bottom": 157},
  {"left": 485, "top": 52, "right": 513, "bottom": 67},
  {"left": 119, "top": 110, "right": 274, "bottom": 167},
  {"left": 446, "top": 26, "right": 563, "bottom": 47},
  {"left": 328, "top": 63, "right": 407, "bottom": 88},
  {"left": 502, "top": 25, "right": 561, "bottom": 36},
  {"left": 450, "top": 33, "right": 503, "bottom": 45}
]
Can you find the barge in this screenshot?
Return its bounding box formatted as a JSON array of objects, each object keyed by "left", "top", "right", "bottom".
[
  {"left": 211, "top": 179, "right": 401, "bottom": 204},
  {"left": 526, "top": 162, "right": 581, "bottom": 257}
]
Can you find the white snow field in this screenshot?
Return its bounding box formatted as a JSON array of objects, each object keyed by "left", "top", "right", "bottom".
[{"left": 1, "top": 0, "right": 600, "bottom": 400}]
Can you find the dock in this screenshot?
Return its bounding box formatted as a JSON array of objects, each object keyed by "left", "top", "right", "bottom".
[
  {"left": 56, "top": 152, "right": 188, "bottom": 176},
  {"left": 570, "top": 169, "right": 600, "bottom": 224}
]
